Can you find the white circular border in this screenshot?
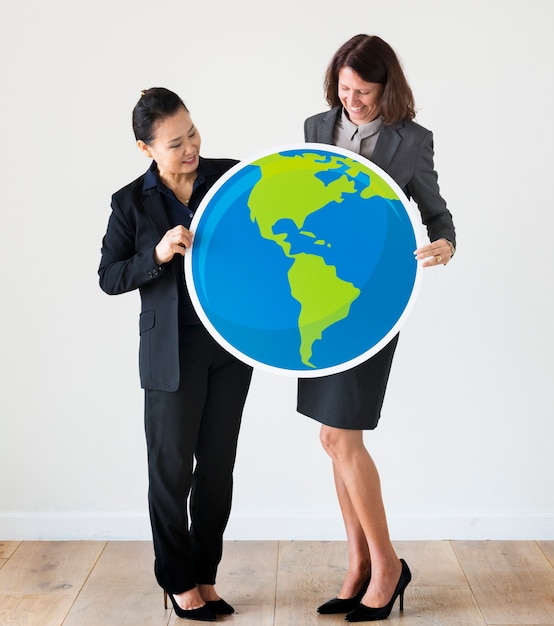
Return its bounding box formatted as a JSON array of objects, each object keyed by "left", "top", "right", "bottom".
[{"left": 185, "top": 143, "right": 424, "bottom": 377}]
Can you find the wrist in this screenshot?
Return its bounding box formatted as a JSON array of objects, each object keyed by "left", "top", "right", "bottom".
[{"left": 153, "top": 247, "right": 165, "bottom": 267}]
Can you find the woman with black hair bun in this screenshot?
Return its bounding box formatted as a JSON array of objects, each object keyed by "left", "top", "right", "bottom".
[{"left": 99, "top": 87, "right": 252, "bottom": 622}]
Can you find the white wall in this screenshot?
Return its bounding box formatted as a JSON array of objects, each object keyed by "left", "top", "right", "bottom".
[{"left": 1, "top": 0, "right": 553, "bottom": 541}]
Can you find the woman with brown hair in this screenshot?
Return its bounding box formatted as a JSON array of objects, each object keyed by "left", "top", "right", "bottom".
[{"left": 298, "top": 35, "right": 456, "bottom": 622}]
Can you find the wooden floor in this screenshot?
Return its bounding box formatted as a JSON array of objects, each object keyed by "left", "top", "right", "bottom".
[{"left": 0, "top": 540, "right": 553, "bottom": 625}]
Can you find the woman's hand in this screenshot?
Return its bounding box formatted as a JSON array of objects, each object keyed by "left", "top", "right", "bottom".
[
  {"left": 154, "top": 225, "right": 194, "bottom": 265},
  {"left": 414, "top": 238, "right": 454, "bottom": 267}
]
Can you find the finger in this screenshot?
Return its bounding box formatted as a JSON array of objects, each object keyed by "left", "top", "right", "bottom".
[
  {"left": 414, "top": 243, "right": 434, "bottom": 256},
  {"left": 177, "top": 237, "right": 193, "bottom": 249},
  {"left": 419, "top": 252, "right": 446, "bottom": 267},
  {"left": 415, "top": 244, "right": 449, "bottom": 263},
  {"left": 414, "top": 249, "right": 434, "bottom": 261},
  {"left": 172, "top": 234, "right": 192, "bottom": 249},
  {"left": 172, "top": 243, "right": 186, "bottom": 256},
  {"left": 177, "top": 229, "right": 194, "bottom": 248}
]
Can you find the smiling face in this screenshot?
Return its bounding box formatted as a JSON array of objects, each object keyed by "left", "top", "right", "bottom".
[
  {"left": 137, "top": 106, "right": 201, "bottom": 177},
  {"left": 337, "top": 66, "right": 384, "bottom": 126}
]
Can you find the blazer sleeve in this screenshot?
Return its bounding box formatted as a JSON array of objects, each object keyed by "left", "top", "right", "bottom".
[
  {"left": 98, "top": 185, "right": 180, "bottom": 392},
  {"left": 405, "top": 130, "right": 456, "bottom": 247},
  {"left": 98, "top": 192, "right": 166, "bottom": 295}
]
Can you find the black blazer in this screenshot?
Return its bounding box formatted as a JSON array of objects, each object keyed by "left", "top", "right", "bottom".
[
  {"left": 304, "top": 108, "right": 456, "bottom": 246},
  {"left": 98, "top": 157, "right": 237, "bottom": 392}
]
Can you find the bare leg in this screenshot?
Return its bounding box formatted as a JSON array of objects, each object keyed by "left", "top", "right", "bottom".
[
  {"left": 332, "top": 463, "right": 371, "bottom": 598},
  {"left": 321, "top": 425, "right": 402, "bottom": 608}
]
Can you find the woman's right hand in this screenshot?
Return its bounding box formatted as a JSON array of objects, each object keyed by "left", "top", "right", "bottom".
[{"left": 154, "top": 225, "right": 194, "bottom": 265}]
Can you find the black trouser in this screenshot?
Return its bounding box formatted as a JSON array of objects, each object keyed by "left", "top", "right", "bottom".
[{"left": 144, "top": 325, "right": 252, "bottom": 593}]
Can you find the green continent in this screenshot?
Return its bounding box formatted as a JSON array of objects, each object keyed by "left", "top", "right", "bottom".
[
  {"left": 247, "top": 152, "right": 356, "bottom": 245},
  {"left": 247, "top": 151, "right": 365, "bottom": 367},
  {"left": 288, "top": 254, "right": 360, "bottom": 367}
]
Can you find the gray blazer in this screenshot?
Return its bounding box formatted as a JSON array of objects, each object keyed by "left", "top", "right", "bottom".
[{"left": 304, "top": 108, "right": 456, "bottom": 246}]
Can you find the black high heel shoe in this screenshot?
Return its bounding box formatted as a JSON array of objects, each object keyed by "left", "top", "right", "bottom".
[
  {"left": 317, "top": 576, "right": 371, "bottom": 614},
  {"left": 163, "top": 590, "right": 216, "bottom": 622},
  {"left": 344, "top": 559, "right": 411, "bottom": 622},
  {"left": 205, "top": 598, "right": 235, "bottom": 614}
]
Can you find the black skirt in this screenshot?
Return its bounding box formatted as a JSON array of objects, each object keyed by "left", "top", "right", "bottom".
[{"left": 297, "top": 334, "right": 399, "bottom": 430}]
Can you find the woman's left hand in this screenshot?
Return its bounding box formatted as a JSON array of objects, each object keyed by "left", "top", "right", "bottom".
[{"left": 414, "top": 238, "right": 454, "bottom": 267}]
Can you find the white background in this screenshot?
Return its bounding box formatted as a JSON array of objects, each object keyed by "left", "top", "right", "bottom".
[{"left": 1, "top": 0, "right": 552, "bottom": 541}]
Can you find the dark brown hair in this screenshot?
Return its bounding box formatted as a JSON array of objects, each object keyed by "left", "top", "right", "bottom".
[
  {"left": 132, "top": 87, "right": 188, "bottom": 144},
  {"left": 324, "top": 34, "right": 415, "bottom": 124}
]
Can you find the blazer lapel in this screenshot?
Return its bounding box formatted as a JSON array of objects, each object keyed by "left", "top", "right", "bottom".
[
  {"left": 143, "top": 189, "right": 172, "bottom": 239},
  {"left": 372, "top": 123, "right": 402, "bottom": 171},
  {"left": 323, "top": 111, "right": 337, "bottom": 143},
  {"left": 142, "top": 189, "right": 183, "bottom": 280},
  {"left": 314, "top": 108, "right": 340, "bottom": 144}
]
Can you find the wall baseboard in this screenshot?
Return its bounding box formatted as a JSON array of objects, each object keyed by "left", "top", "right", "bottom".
[{"left": 0, "top": 512, "right": 552, "bottom": 541}]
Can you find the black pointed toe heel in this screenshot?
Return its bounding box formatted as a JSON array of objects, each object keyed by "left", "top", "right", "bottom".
[
  {"left": 163, "top": 590, "right": 216, "bottom": 622},
  {"left": 345, "top": 559, "right": 411, "bottom": 622},
  {"left": 317, "top": 576, "right": 371, "bottom": 614},
  {"left": 206, "top": 598, "right": 235, "bottom": 614}
]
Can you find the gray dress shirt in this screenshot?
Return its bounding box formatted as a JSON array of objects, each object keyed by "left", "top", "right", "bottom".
[{"left": 333, "top": 109, "right": 383, "bottom": 159}]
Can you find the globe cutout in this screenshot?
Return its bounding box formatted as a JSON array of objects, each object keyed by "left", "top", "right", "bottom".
[{"left": 185, "top": 143, "right": 423, "bottom": 377}]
